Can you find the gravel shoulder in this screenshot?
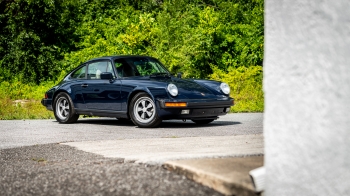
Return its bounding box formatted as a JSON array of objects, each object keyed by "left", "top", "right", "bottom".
[{"left": 0, "top": 143, "right": 223, "bottom": 196}]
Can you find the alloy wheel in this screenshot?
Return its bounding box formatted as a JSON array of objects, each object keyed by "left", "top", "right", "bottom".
[
  {"left": 133, "top": 97, "right": 155, "bottom": 124},
  {"left": 56, "top": 97, "right": 70, "bottom": 120}
]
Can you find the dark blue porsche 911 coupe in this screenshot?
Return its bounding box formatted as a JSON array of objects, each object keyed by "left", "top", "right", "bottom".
[{"left": 41, "top": 55, "right": 234, "bottom": 128}]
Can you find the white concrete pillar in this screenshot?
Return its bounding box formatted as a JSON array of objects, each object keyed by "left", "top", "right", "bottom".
[{"left": 264, "top": 0, "right": 350, "bottom": 195}]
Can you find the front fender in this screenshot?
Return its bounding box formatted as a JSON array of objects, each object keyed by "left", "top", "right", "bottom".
[
  {"left": 123, "top": 85, "right": 168, "bottom": 111},
  {"left": 193, "top": 79, "right": 228, "bottom": 96}
]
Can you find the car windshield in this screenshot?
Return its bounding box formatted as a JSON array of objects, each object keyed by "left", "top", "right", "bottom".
[{"left": 114, "top": 57, "right": 170, "bottom": 77}]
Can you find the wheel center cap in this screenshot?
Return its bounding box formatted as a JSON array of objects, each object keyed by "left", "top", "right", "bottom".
[{"left": 143, "top": 108, "right": 147, "bottom": 112}]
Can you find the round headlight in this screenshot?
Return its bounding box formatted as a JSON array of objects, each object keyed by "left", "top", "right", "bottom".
[
  {"left": 220, "top": 82, "right": 230, "bottom": 95},
  {"left": 167, "top": 84, "right": 178, "bottom": 96}
]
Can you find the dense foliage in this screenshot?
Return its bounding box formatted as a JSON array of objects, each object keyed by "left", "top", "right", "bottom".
[
  {"left": 0, "top": 0, "right": 264, "bottom": 118},
  {"left": 211, "top": 66, "right": 263, "bottom": 112},
  {"left": 0, "top": 0, "right": 84, "bottom": 83},
  {"left": 65, "top": 0, "right": 264, "bottom": 79}
]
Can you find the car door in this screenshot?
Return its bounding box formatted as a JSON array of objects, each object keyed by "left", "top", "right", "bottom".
[
  {"left": 69, "top": 64, "right": 88, "bottom": 109},
  {"left": 81, "top": 60, "right": 122, "bottom": 111}
]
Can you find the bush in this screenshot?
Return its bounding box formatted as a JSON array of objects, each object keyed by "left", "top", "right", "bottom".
[
  {"left": 0, "top": 80, "right": 55, "bottom": 100},
  {"left": 210, "top": 66, "right": 264, "bottom": 112},
  {"left": 62, "top": 0, "right": 264, "bottom": 79}
]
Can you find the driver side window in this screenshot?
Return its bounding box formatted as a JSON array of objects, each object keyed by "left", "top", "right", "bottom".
[{"left": 115, "top": 59, "right": 136, "bottom": 77}]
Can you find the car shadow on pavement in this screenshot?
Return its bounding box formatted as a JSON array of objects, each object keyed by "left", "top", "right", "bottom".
[
  {"left": 72, "top": 118, "right": 241, "bottom": 128},
  {"left": 74, "top": 118, "right": 135, "bottom": 126},
  {"left": 159, "top": 120, "right": 241, "bottom": 128}
]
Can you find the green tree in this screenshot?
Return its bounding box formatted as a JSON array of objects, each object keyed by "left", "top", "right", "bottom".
[
  {"left": 63, "top": 0, "right": 264, "bottom": 79},
  {"left": 0, "top": 0, "right": 84, "bottom": 83}
]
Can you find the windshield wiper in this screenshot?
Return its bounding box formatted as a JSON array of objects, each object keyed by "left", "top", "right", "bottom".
[{"left": 150, "top": 72, "right": 171, "bottom": 78}]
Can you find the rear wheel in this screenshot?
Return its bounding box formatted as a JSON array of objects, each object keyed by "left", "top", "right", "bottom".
[
  {"left": 129, "top": 92, "right": 162, "bottom": 128},
  {"left": 54, "top": 92, "right": 79, "bottom": 123},
  {"left": 191, "top": 119, "right": 215, "bottom": 125}
]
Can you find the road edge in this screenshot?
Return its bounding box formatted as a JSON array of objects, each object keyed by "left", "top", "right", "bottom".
[{"left": 163, "top": 156, "right": 263, "bottom": 196}]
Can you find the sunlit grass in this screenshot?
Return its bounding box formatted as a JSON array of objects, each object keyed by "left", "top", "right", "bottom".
[
  {"left": 0, "top": 98, "right": 54, "bottom": 120},
  {"left": 0, "top": 81, "right": 55, "bottom": 120}
]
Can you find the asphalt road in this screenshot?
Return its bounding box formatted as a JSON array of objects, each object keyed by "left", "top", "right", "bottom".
[
  {"left": 0, "top": 113, "right": 263, "bottom": 149},
  {"left": 0, "top": 113, "right": 263, "bottom": 196}
]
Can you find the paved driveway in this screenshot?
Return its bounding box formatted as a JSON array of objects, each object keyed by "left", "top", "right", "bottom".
[
  {"left": 0, "top": 113, "right": 263, "bottom": 196},
  {"left": 0, "top": 113, "right": 263, "bottom": 150}
]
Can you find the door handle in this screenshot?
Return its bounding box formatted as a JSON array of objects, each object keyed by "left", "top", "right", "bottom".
[
  {"left": 81, "top": 84, "right": 88, "bottom": 87},
  {"left": 94, "top": 89, "right": 99, "bottom": 92}
]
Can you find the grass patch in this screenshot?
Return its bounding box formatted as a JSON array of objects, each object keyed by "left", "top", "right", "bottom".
[
  {"left": 31, "top": 157, "right": 48, "bottom": 165},
  {"left": 0, "top": 81, "right": 55, "bottom": 120},
  {"left": 163, "top": 136, "right": 179, "bottom": 138},
  {"left": 31, "top": 157, "right": 47, "bottom": 163},
  {"left": 0, "top": 98, "right": 54, "bottom": 120}
]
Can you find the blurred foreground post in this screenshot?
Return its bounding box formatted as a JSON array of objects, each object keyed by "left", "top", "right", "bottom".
[{"left": 264, "top": 0, "right": 350, "bottom": 195}]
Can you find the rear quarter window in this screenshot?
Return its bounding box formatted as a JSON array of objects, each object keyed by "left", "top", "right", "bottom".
[{"left": 70, "top": 65, "right": 86, "bottom": 79}]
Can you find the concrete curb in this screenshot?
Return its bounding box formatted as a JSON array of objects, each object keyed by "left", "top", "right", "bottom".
[{"left": 163, "top": 156, "right": 264, "bottom": 196}]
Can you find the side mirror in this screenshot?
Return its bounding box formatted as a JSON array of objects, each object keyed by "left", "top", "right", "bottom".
[
  {"left": 100, "top": 72, "right": 113, "bottom": 80},
  {"left": 177, "top": 72, "right": 183, "bottom": 78}
]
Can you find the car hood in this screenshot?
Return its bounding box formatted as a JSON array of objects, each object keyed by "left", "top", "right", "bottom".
[{"left": 148, "top": 76, "right": 217, "bottom": 99}]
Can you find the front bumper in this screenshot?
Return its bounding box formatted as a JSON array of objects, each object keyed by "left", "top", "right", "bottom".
[
  {"left": 41, "top": 98, "right": 53, "bottom": 111},
  {"left": 157, "top": 98, "right": 234, "bottom": 119}
]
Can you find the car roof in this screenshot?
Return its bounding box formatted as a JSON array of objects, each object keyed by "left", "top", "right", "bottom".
[{"left": 86, "top": 55, "right": 155, "bottom": 63}]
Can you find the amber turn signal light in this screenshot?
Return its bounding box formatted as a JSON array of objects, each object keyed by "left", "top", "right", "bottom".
[{"left": 165, "top": 102, "right": 187, "bottom": 107}]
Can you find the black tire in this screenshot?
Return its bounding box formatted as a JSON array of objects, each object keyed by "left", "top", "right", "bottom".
[
  {"left": 191, "top": 119, "right": 215, "bottom": 125},
  {"left": 53, "top": 92, "right": 79, "bottom": 123},
  {"left": 129, "top": 92, "right": 162, "bottom": 128}
]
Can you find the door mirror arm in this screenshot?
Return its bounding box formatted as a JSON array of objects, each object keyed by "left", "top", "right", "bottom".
[{"left": 177, "top": 72, "right": 183, "bottom": 78}]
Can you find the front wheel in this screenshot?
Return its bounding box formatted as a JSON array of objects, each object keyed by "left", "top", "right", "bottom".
[
  {"left": 54, "top": 92, "right": 79, "bottom": 123},
  {"left": 191, "top": 119, "right": 215, "bottom": 125},
  {"left": 129, "top": 92, "right": 162, "bottom": 128}
]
